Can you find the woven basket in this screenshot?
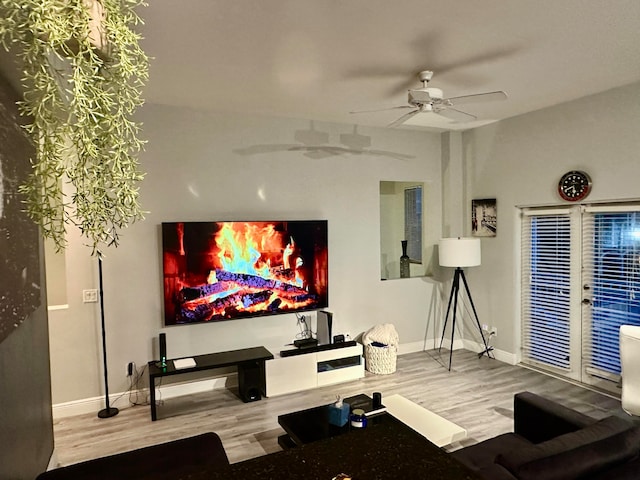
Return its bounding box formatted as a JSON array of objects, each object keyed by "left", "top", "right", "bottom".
[{"left": 365, "top": 344, "right": 397, "bottom": 375}]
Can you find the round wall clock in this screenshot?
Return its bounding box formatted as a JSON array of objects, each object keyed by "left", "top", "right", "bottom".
[{"left": 558, "top": 170, "right": 592, "bottom": 202}]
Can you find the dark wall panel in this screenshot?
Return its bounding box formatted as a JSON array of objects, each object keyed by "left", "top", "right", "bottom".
[{"left": 0, "top": 73, "right": 53, "bottom": 479}]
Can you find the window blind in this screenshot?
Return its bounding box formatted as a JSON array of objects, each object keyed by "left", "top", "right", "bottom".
[
  {"left": 521, "top": 213, "right": 572, "bottom": 370},
  {"left": 582, "top": 210, "right": 640, "bottom": 376}
]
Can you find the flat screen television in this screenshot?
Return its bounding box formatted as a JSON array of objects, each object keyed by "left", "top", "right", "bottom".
[{"left": 162, "top": 220, "right": 328, "bottom": 325}]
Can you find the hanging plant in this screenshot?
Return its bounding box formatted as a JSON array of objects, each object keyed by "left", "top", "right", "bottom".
[{"left": 0, "top": 0, "right": 149, "bottom": 252}]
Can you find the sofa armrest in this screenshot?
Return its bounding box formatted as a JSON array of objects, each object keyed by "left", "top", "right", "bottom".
[{"left": 514, "top": 391, "right": 596, "bottom": 444}]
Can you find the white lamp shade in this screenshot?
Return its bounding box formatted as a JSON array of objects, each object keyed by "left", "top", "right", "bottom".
[{"left": 439, "top": 237, "right": 481, "bottom": 267}]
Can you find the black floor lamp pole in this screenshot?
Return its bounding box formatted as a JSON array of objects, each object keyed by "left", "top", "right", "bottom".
[
  {"left": 97, "top": 251, "right": 119, "bottom": 419},
  {"left": 439, "top": 267, "right": 494, "bottom": 371}
]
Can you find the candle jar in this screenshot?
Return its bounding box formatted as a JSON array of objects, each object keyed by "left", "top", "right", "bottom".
[{"left": 350, "top": 408, "right": 367, "bottom": 428}]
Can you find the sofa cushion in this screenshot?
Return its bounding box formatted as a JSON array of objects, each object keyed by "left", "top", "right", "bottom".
[
  {"left": 451, "top": 433, "right": 531, "bottom": 471},
  {"left": 585, "top": 455, "right": 640, "bottom": 480},
  {"left": 475, "top": 463, "right": 518, "bottom": 480},
  {"left": 513, "top": 426, "right": 640, "bottom": 480},
  {"left": 496, "top": 415, "right": 632, "bottom": 472}
]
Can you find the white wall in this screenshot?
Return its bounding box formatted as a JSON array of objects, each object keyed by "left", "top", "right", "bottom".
[
  {"left": 461, "top": 81, "right": 640, "bottom": 355},
  {"left": 49, "top": 81, "right": 640, "bottom": 408},
  {"left": 48, "top": 107, "right": 443, "bottom": 405}
]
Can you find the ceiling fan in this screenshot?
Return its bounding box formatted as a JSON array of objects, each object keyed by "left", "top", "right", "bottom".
[{"left": 352, "top": 70, "right": 508, "bottom": 127}]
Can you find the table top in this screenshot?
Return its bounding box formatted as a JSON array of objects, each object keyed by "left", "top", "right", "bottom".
[
  {"left": 192, "top": 417, "right": 481, "bottom": 480},
  {"left": 148, "top": 346, "right": 273, "bottom": 378},
  {"left": 278, "top": 398, "right": 349, "bottom": 445},
  {"left": 278, "top": 394, "right": 385, "bottom": 445}
]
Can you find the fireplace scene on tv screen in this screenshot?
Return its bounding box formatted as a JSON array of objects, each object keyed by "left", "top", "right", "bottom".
[{"left": 162, "top": 221, "right": 329, "bottom": 325}]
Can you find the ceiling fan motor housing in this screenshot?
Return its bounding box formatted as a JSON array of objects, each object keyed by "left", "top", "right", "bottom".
[
  {"left": 418, "top": 70, "right": 434, "bottom": 82},
  {"left": 408, "top": 87, "right": 443, "bottom": 106}
]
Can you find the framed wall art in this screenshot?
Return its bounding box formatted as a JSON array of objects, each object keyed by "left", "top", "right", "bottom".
[{"left": 472, "top": 198, "right": 497, "bottom": 237}]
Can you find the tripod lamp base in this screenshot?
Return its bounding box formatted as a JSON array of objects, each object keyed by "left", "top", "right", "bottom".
[{"left": 98, "top": 407, "right": 119, "bottom": 419}]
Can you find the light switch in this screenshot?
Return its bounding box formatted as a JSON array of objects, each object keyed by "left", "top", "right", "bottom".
[{"left": 82, "top": 289, "right": 98, "bottom": 303}]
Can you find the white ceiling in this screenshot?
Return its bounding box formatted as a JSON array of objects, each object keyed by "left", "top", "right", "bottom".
[{"left": 3, "top": 1, "right": 640, "bottom": 131}]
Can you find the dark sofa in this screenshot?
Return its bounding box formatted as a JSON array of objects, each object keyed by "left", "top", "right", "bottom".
[
  {"left": 452, "top": 391, "right": 640, "bottom": 480},
  {"left": 36, "top": 432, "right": 229, "bottom": 480}
]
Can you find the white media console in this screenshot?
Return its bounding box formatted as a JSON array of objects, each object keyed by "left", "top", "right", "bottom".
[{"left": 265, "top": 342, "right": 365, "bottom": 397}]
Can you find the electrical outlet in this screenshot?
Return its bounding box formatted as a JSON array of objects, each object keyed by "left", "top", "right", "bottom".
[
  {"left": 490, "top": 326, "right": 498, "bottom": 336},
  {"left": 127, "top": 362, "right": 134, "bottom": 376},
  {"left": 482, "top": 324, "right": 489, "bottom": 332},
  {"left": 82, "top": 289, "right": 98, "bottom": 303}
]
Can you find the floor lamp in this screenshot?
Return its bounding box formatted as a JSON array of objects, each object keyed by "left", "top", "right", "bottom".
[
  {"left": 97, "top": 251, "right": 119, "bottom": 419},
  {"left": 438, "top": 237, "right": 493, "bottom": 371}
]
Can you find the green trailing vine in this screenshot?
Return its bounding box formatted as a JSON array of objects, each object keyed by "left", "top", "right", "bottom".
[{"left": 0, "top": 0, "right": 149, "bottom": 252}]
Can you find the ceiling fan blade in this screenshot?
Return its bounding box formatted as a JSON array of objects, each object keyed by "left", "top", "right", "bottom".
[
  {"left": 350, "top": 105, "right": 412, "bottom": 114},
  {"left": 385, "top": 45, "right": 521, "bottom": 95},
  {"left": 388, "top": 109, "right": 420, "bottom": 128},
  {"left": 342, "top": 31, "right": 442, "bottom": 78},
  {"left": 437, "top": 107, "right": 477, "bottom": 123},
  {"left": 433, "top": 47, "right": 523, "bottom": 77},
  {"left": 447, "top": 91, "right": 508, "bottom": 106}
]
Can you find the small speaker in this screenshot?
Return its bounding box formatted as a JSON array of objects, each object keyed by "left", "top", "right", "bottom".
[
  {"left": 317, "top": 310, "right": 333, "bottom": 345},
  {"left": 238, "top": 361, "right": 264, "bottom": 403},
  {"left": 159, "top": 333, "right": 167, "bottom": 365}
]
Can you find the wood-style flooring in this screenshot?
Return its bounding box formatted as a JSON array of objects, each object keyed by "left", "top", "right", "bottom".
[{"left": 52, "top": 349, "right": 627, "bottom": 467}]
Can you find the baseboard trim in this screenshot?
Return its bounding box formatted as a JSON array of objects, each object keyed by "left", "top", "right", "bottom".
[
  {"left": 399, "top": 340, "right": 432, "bottom": 355},
  {"left": 399, "top": 338, "right": 466, "bottom": 355},
  {"left": 462, "top": 339, "right": 517, "bottom": 365},
  {"left": 53, "top": 341, "right": 516, "bottom": 419},
  {"left": 159, "top": 376, "right": 234, "bottom": 400},
  {"left": 47, "top": 449, "right": 60, "bottom": 470},
  {"left": 52, "top": 376, "right": 235, "bottom": 419},
  {"left": 53, "top": 394, "right": 117, "bottom": 419},
  {"left": 397, "top": 339, "right": 515, "bottom": 372}
]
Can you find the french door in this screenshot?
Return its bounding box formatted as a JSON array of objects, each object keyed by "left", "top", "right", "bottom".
[{"left": 521, "top": 204, "right": 640, "bottom": 392}]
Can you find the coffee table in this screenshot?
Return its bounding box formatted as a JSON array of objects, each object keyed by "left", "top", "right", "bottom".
[
  {"left": 278, "top": 393, "right": 467, "bottom": 448},
  {"left": 197, "top": 414, "right": 483, "bottom": 480},
  {"left": 277, "top": 394, "right": 373, "bottom": 448}
]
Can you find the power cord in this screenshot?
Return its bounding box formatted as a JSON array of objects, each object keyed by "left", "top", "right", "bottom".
[
  {"left": 128, "top": 364, "right": 150, "bottom": 406},
  {"left": 107, "top": 363, "right": 151, "bottom": 408},
  {"left": 295, "top": 313, "right": 314, "bottom": 339},
  {"left": 478, "top": 331, "right": 496, "bottom": 359}
]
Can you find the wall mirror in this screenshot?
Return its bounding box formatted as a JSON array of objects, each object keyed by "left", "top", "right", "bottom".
[{"left": 380, "top": 181, "right": 425, "bottom": 280}]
